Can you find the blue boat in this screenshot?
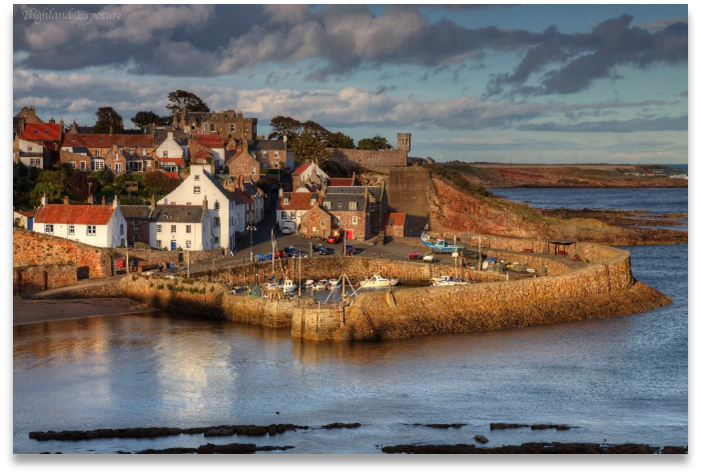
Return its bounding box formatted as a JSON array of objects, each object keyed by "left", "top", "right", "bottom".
[{"left": 420, "top": 233, "right": 465, "bottom": 254}]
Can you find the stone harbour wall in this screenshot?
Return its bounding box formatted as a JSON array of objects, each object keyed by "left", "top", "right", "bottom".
[
  {"left": 328, "top": 148, "right": 407, "bottom": 174},
  {"left": 13, "top": 264, "right": 78, "bottom": 294}
]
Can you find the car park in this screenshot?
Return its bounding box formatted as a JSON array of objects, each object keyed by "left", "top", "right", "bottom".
[
  {"left": 345, "top": 244, "right": 356, "bottom": 255},
  {"left": 313, "top": 244, "right": 331, "bottom": 255}
]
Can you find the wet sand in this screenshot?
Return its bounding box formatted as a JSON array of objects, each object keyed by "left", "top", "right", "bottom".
[{"left": 13, "top": 296, "right": 156, "bottom": 326}]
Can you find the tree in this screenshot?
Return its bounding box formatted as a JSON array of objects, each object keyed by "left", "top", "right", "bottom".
[
  {"left": 67, "top": 173, "right": 101, "bottom": 202},
  {"left": 131, "top": 111, "right": 170, "bottom": 128},
  {"left": 268, "top": 116, "right": 303, "bottom": 141},
  {"left": 358, "top": 135, "right": 392, "bottom": 151},
  {"left": 142, "top": 170, "right": 181, "bottom": 195},
  {"left": 166, "top": 90, "right": 210, "bottom": 113},
  {"left": 92, "top": 168, "right": 115, "bottom": 187},
  {"left": 327, "top": 132, "right": 355, "bottom": 149},
  {"left": 92, "top": 107, "right": 124, "bottom": 134},
  {"left": 291, "top": 129, "right": 330, "bottom": 166}
]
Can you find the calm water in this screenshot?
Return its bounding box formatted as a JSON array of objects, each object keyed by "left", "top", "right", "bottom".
[{"left": 13, "top": 189, "right": 688, "bottom": 454}]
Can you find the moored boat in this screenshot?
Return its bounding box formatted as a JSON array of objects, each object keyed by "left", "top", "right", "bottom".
[
  {"left": 312, "top": 279, "right": 328, "bottom": 290},
  {"left": 420, "top": 233, "right": 464, "bottom": 254},
  {"left": 359, "top": 275, "right": 399, "bottom": 288},
  {"left": 431, "top": 275, "right": 469, "bottom": 286}
]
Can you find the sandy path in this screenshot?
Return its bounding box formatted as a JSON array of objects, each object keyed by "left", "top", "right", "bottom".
[{"left": 13, "top": 296, "right": 157, "bottom": 326}]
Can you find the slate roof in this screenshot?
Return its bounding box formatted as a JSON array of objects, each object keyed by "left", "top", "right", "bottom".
[
  {"left": 154, "top": 128, "right": 188, "bottom": 147},
  {"left": 201, "top": 169, "right": 242, "bottom": 204},
  {"left": 35, "top": 204, "right": 116, "bottom": 225},
  {"left": 327, "top": 186, "right": 382, "bottom": 201},
  {"left": 150, "top": 205, "right": 205, "bottom": 223},
  {"left": 322, "top": 193, "right": 367, "bottom": 212},
  {"left": 120, "top": 205, "right": 152, "bottom": 220},
  {"left": 248, "top": 140, "right": 285, "bottom": 151},
  {"left": 22, "top": 123, "right": 62, "bottom": 142}
]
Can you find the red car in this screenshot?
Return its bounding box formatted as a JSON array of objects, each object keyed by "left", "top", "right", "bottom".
[
  {"left": 326, "top": 235, "right": 341, "bottom": 244},
  {"left": 408, "top": 251, "right": 421, "bottom": 260}
]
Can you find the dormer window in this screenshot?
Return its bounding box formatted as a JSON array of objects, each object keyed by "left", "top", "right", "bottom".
[
  {"left": 98, "top": 137, "right": 103, "bottom": 141},
  {"left": 44, "top": 129, "right": 48, "bottom": 134},
  {"left": 34, "top": 129, "right": 38, "bottom": 134},
  {"left": 71, "top": 137, "right": 75, "bottom": 141},
  {"left": 283, "top": 197, "right": 289, "bottom": 205},
  {"left": 337, "top": 203, "right": 343, "bottom": 209},
  {"left": 214, "top": 201, "right": 220, "bottom": 210}
]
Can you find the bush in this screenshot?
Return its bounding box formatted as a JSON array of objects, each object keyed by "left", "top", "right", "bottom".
[
  {"left": 157, "top": 284, "right": 164, "bottom": 290},
  {"left": 131, "top": 275, "right": 138, "bottom": 281},
  {"left": 167, "top": 284, "right": 174, "bottom": 290},
  {"left": 134, "top": 242, "right": 151, "bottom": 250},
  {"left": 150, "top": 283, "right": 154, "bottom": 288},
  {"left": 209, "top": 286, "right": 215, "bottom": 293}
]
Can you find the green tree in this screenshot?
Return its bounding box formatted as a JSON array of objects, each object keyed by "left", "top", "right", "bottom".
[
  {"left": 358, "top": 135, "right": 393, "bottom": 151},
  {"left": 166, "top": 90, "right": 210, "bottom": 113},
  {"left": 92, "top": 107, "right": 124, "bottom": 134},
  {"left": 327, "top": 132, "right": 355, "bottom": 149},
  {"left": 268, "top": 116, "right": 303, "bottom": 141},
  {"left": 92, "top": 168, "right": 115, "bottom": 187},
  {"left": 291, "top": 129, "right": 330, "bottom": 166},
  {"left": 143, "top": 170, "right": 181, "bottom": 195},
  {"left": 131, "top": 111, "right": 170, "bottom": 128}
]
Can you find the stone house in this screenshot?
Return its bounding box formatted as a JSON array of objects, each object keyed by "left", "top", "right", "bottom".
[
  {"left": 15, "top": 139, "right": 51, "bottom": 169},
  {"left": 248, "top": 139, "right": 290, "bottom": 171},
  {"left": 291, "top": 162, "right": 330, "bottom": 191},
  {"left": 189, "top": 134, "right": 225, "bottom": 170},
  {"left": 61, "top": 128, "right": 156, "bottom": 173},
  {"left": 324, "top": 185, "right": 386, "bottom": 240},
  {"left": 159, "top": 164, "right": 245, "bottom": 251},
  {"left": 172, "top": 108, "right": 258, "bottom": 141},
  {"left": 14, "top": 105, "right": 44, "bottom": 139},
  {"left": 33, "top": 195, "right": 127, "bottom": 248},
  {"left": 227, "top": 141, "right": 260, "bottom": 181},
  {"left": 149, "top": 203, "right": 213, "bottom": 251},
  {"left": 120, "top": 203, "right": 154, "bottom": 246},
  {"left": 276, "top": 190, "right": 318, "bottom": 233},
  {"left": 384, "top": 212, "right": 407, "bottom": 238},
  {"left": 298, "top": 203, "right": 333, "bottom": 239}
]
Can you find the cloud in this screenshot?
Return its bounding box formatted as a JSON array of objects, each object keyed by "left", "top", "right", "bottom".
[
  {"left": 517, "top": 115, "right": 688, "bottom": 133},
  {"left": 639, "top": 17, "right": 688, "bottom": 30},
  {"left": 484, "top": 15, "right": 687, "bottom": 98}
]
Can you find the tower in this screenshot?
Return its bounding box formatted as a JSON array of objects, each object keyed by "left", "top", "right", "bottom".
[{"left": 397, "top": 133, "right": 411, "bottom": 152}]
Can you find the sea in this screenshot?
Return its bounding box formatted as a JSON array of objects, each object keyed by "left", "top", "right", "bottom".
[{"left": 13, "top": 188, "right": 688, "bottom": 454}]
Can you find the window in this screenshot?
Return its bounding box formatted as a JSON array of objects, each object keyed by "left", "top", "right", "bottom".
[
  {"left": 337, "top": 203, "right": 343, "bottom": 209},
  {"left": 213, "top": 217, "right": 220, "bottom": 228},
  {"left": 274, "top": 152, "right": 279, "bottom": 158},
  {"left": 210, "top": 124, "right": 215, "bottom": 132},
  {"left": 311, "top": 198, "right": 316, "bottom": 204},
  {"left": 80, "top": 161, "right": 86, "bottom": 171},
  {"left": 156, "top": 240, "right": 162, "bottom": 249},
  {"left": 156, "top": 224, "right": 162, "bottom": 233},
  {"left": 115, "top": 163, "right": 122, "bottom": 173},
  {"left": 69, "top": 161, "right": 76, "bottom": 169},
  {"left": 171, "top": 225, "right": 177, "bottom": 233},
  {"left": 87, "top": 225, "right": 96, "bottom": 236},
  {"left": 129, "top": 147, "right": 135, "bottom": 155},
  {"left": 262, "top": 162, "right": 268, "bottom": 169},
  {"left": 68, "top": 225, "right": 75, "bottom": 235},
  {"left": 252, "top": 167, "right": 256, "bottom": 175},
  {"left": 230, "top": 124, "right": 235, "bottom": 132},
  {"left": 321, "top": 219, "right": 326, "bottom": 226},
  {"left": 191, "top": 125, "right": 195, "bottom": 131},
  {"left": 44, "top": 129, "right": 48, "bottom": 134},
  {"left": 323, "top": 201, "right": 331, "bottom": 209},
  {"left": 92, "top": 160, "right": 104, "bottom": 171},
  {"left": 352, "top": 216, "right": 359, "bottom": 225},
  {"left": 245, "top": 128, "right": 249, "bottom": 132},
  {"left": 335, "top": 217, "right": 340, "bottom": 225},
  {"left": 186, "top": 240, "right": 192, "bottom": 249},
  {"left": 121, "top": 238, "right": 125, "bottom": 247},
  {"left": 194, "top": 186, "right": 201, "bottom": 194},
  {"left": 71, "top": 137, "right": 75, "bottom": 142},
  {"left": 120, "top": 224, "right": 124, "bottom": 235},
  {"left": 142, "top": 148, "right": 147, "bottom": 156},
  {"left": 44, "top": 224, "right": 54, "bottom": 234},
  {"left": 28, "top": 145, "right": 33, "bottom": 151},
  {"left": 134, "top": 221, "right": 139, "bottom": 230},
  {"left": 229, "top": 217, "right": 233, "bottom": 227},
  {"left": 163, "top": 150, "right": 168, "bottom": 157},
  {"left": 186, "top": 225, "right": 192, "bottom": 233},
  {"left": 213, "top": 236, "right": 219, "bottom": 245},
  {"left": 30, "top": 158, "right": 41, "bottom": 167},
  {"left": 187, "top": 202, "right": 191, "bottom": 205},
  {"left": 281, "top": 212, "right": 287, "bottom": 219},
  {"left": 194, "top": 175, "right": 200, "bottom": 181},
  {"left": 283, "top": 197, "right": 289, "bottom": 205},
  {"left": 290, "top": 211, "right": 296, "bottom": 218},
  {"left": 370, "top": 203, "right": 375, "bottom": 212},
  {"left": 349, "top": 202, "right": 357, "bottom": 210},
  {"left": 263, "top": 151, "right": 268, "bottom": 159},
  {"left": 214, "top": 201, "right": 220, "bottom": 210},
  {"left": 95, "top": 149, "right": 99, "bottom": 155},
  {"left": 118, "top": 147, "right": 124, "bottom": 155},
  {"left": 134, "top": 233, "right": 139, "bottom": 242}
]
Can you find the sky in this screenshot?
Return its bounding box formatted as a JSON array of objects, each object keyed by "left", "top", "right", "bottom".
[{"left": 12, "top": 3, "right": 688, "bottom": 164}]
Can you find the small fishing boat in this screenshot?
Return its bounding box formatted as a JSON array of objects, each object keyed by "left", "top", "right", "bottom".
[
  {"left": 359, "top": 275, "right": 399, "bottom": 288},
  {"left": 302, "top": 279, "right": 315, "bottom": 289},
  {"left": 327, "top": 278, "right": 341, "bottom": 289},
  {"left": 312, "top": 279, "right": 328, "bottom": 290},
  {"left": 282, "top": 279, "right": 297, "bottom": 294},
  {"left": 431, "top": 275, "right": 469, "bottom": 286},
  {"left": 265, "top": 281, "right": 282, "bottom": 290},
  {"left": 420, "top": 233, "right": 464, "bottom": 254}
]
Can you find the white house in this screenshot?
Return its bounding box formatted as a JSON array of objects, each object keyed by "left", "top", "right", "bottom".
[
  {"left": 276, "top": 190, "right": 317, "bottom": 233},
  {"left": 14, "top": 209, "right": 37, "bottom": 230},
  {"left": 159, "top": 164, "right": 245, "bottom": 251},
  {"left": 15, "top": 139, "right": 50, "bottom": 169},
  {"left": 149, "top": 204, "right": 213, "bottom": 251},
  {"left": 292, "top": 162, "right": 329, "bottom": 191},
  {"left": 155, "top": 131, "right": 188, "bottom": 172},
  {"left": 33, "top": 196, "right": 127, "bottom": 248}
]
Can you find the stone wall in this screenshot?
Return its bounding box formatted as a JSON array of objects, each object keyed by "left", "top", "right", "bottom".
[
  {"left": 113, "top": 247, "right": 226, "bottom": 270},
  {"left": 13, "top": 264, "right": 78, "bottom": 294},
  {"left": 328, "top": 149, "right": 407, "bottom": 174}
]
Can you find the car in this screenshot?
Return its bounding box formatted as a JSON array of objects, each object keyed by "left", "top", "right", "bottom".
[
  {"left": 284, "top": 246, "right": 300, "bottom": 257},
  {"left": 313, "top": 244, "right": 331, "bottom": 255},
  {"left": 327, "top": 235, "right": 341, "bottom": 244},
  {"left": 423, "top": 254, "right": 435, "bottom": 262},
  {"left": 345, "top": 244, "right": 356, "bottom": 255},
  {"left": 408, "top": 251, "right": 421, "bottom": 260}
]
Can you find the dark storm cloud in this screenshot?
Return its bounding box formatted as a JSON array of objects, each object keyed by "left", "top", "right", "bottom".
[
  {"left": 484, "top": 15, "right": 687, "bottom": 98},
  {"left": 518, "top": 115, "right": 688, "bottom": 133}
]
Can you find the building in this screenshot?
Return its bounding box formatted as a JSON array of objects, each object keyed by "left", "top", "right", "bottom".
[
  {"left": 14, "top": 105, "right": 44, "bottom": 139},
  {"left": 15, "top": 139, "right": 51, "bottom": 169},
  {"left": 120, "top": 203, "right": 153, "bottom": 246},
  {"left": 21, "top": 118, "right": 64, "bottom": 152},
  {"left": 227, "top": 140, "right": 260, "bottom": 181},
  {"left": 291, "top": 162, "right": 330, "bottom": 191},
  {"left": 155, "top": 131, "right": 188, "bottom": 172},
  {"left": 248, "top": 139, "right": 290, "bottom": 170},
  {"left": 327, "top": 132, "right": 411, "bottom": 173},
  {"left": 149, "top": 203, "right": 213, "bottom": 251},
  {"left": 172, "top": 108, "right": 258, "bottom": 141},
  {"left": 33, "top": 196, "right": 127, "bottom": 248},
  {"left": 242, "top": 181, "right": 265, "bottom": 224},
  {"left": 13, "top": 209, "right": 37, "bottom": 230},
  {"left": 276, "top": 190, "right": 318, "bottom": 233},
  {"left": 159, "top": 164, "right": 245, "bottom": 251},
  {"left": 323, "top": 185, "right": 386, "bottom": 240},
  {"left": 298, "top": 203, "right": 333, "bottom": 239},
  {"left": 384, "top": 212, "right": 407, "bottom": 238},
  {"left": 61, "top": 127, "right": 156, "bottom": 173},
  {"left": 189, "top": 134, "right": 225, "bottom": 170}
]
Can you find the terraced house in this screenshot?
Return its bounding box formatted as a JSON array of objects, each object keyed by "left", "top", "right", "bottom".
[{"left": 61, "top": 127, "right": 156, "bottom": 173}]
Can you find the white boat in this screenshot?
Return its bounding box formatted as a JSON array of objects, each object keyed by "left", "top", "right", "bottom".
[
  {"left": 359, "top": 275, "right": 399, "bottom": 288},
  {"left": 282, "top": 279, "right": 297, "bottom": 294},
  {"left": 266, "top": 281, "right": 282, "bottom": 290},
  {"left": 302, "top": 279, "right": 315, "bottom": 289},
  {"left": 431, "top": 275, "right": 469, "bottom": 286},
  {"left": 312, "top": 279, "right": 328, "bottom": 290},
  {"left": 327, "top": 278, "right": 341, "bottom": 288}
]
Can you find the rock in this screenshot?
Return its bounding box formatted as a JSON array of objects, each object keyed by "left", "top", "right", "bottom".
[
  {"left": 489, "top": 423, "right": 529, "bottom": 430},
  {"left": 321, "top": 423, "right": 362, "bottom": 430},
  {"left": 474, "top": 435, "right": 489, "bottom": 444},
  {"left": 531, "top": 424, "right": 571, "bottom": 431},
  {"left": 382, "top": 442, "right": 665, "bottom": 454}
]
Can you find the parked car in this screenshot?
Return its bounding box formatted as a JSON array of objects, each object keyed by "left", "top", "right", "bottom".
[
  {"left": 284, "top": 246, "right": 301, "bottom": 257},
  {"left": 345, "top": 244, "right": 356, "bottom": 255},
  {"left": 408, "top": 251, "right": 421, "bottom": 260},
  {"left": 327, "top": 229, "right": 343, "bottom": 243},
  {"left": 313, "top": 244, "right": 331, "bottom": 255},
  {"left": 423, "top": 254, "right": 435, "bottom": 262}
]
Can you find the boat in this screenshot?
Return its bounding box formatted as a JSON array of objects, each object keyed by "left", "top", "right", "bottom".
[
  {"left": 431, "top": 275, "right": 469, "bottom": 286},
  {"left": 312, "top": 279, "right": 328, "bottom": 290},
  {"left": 359, "top": 275, "right": 399, "bottom": 288},
  {"left": 302, "top": 279, "right": 315, "bottom": 289},
  {"left": 265, "top": 281, "right": 282, "bottom": 290},
  {"left": 327, "top": 278, "right": 341, "bottom": 289},
  {"left": 282, "top": 279, "right": 297, "bottom": 294},
  {"left": 420, "top": 233, "right": 464, "bottom": 254}
]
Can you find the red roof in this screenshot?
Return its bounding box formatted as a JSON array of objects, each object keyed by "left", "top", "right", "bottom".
[
  {"left": 34, "top": 204, "right": 116, "bottom": 225},
  {"left": 163, "top": 172, "right": 180, "bottom": 179},
  {"left": 278, "top": 192, "right": 314, "bottom": 211},
  {"left": 62, "top": 133, "right": 111, "bottom": 148},
  {"left": 192, "top": 134, "right": 224, "bottom": 148},
  {"left": 328, "top": 178, "right": 354, "bottom": 186},
  {"left": 193, "top": 150, "right": 211, "bottom": 160},
  {"left": 158, "top": 157, "right": 186, "bottom": 167},
  {"left": 15, "top": 209, "right": 37, "bottom": 218},
  {"left": 385, "top": 213, "right": 406, "bottom": 228},
  {"left": 112, "top": 134, "right": 154, "bottom": 147},
  {"left": 293, "top": 163, "right": 312, "bottom": 175},
  {"left": 234, "top": 189, "right": 253, "bottom": 204},
  {"left": 22, "top": 123, "right": 62, "bottom": 142}
]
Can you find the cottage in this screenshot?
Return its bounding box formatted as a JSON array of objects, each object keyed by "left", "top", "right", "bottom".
[
  {"left": 384, "top": 212, "right": 407, "bottom": 238},
  {"left": 189, "top": 134, "right": 225, "bottom": 170},
  {"left": 291, "top": 162, "right": 329, "bottom": 191},
  {"left": 323, "top": 185, "right": 386, "bottom": 240},
  {"left": 33, "top": 196, "right": 127, "bottom": 248},
  {"left": 149, "top": 203, "right": 213, "bottom": 251},
  {"left": 15, "top": 139, "right": 51, "bottom": 169},
  {"left": 21, "top": 118, "right": 63, "bottom": 151},
  {"left": 227, "top": 140, "right": 260, "bottom": 181},
  {"left": 120, "top": 203, "right": 153, "bottom": 246},
  {"left": 155, "top": 131, "right": 188, "bottom": 172},
  {"left": 276, "top": 190, "right": 318, "bottom": 233},
  {"left": 298, "top": 203, "right": 333, "bottom": 239},
  {"left": 159, "top": 164, "right": 245, "bottom": 251},
  {"left": 13, "top": 209, "right": 37, "bottom": 230}
]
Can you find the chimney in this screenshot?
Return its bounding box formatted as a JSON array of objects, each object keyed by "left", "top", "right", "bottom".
[
  {"left": 49, "top": 118, "right": 56, "bottom": 124},
  {"left": 167, "top": 131, "right": 174, "bottom": 140},
  {"left": 87, "top": 195, "right": 94, "bottom": 205},
  {"left": 113, "top": 195, "right": 119, "bottom": 209},
  {"left": 278, "top": 187, "right": 283, "bottom": 198},
  {"left": 202, "top": 195, "right": 208, "bottom": 210},
  {"left": 109, "top": 125, "right": 113, "bottom": 136},
  {"left": 242, "top": 140, "right": 249, "bottom": 154},
  {"left": 101, "top": 196, "right": 106, "bottom": 205},
  {"left": 63, "top": 196, "right": 69, "bottom": 205},
  {"left": 283, "top": 132, "right": 288, "bottom": 145},
  {"left": 41, "top": 193, "right": 48, "bottom": 206}
]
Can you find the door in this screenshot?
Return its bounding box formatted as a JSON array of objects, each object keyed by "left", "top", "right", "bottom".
[
  {"left": 171, "top": 240, "right": 177, "bottom": 251},
  {"left": 346, "top": 229, "right": 353, "bottom": 240}
]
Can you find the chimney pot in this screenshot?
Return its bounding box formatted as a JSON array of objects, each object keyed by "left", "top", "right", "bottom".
[
  {"left": 87, "top": 195, "right": 94, "bottom": 205},
  {"left": 102, "top": 196, "right": 106, "bottom": 205},
  {"left": 64, "top": 196, "right": 69, "bottom": 205}
]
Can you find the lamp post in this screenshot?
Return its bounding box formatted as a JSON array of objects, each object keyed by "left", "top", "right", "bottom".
[{"left": 247, "top": 225, "right": 257, "bottom": 263}]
